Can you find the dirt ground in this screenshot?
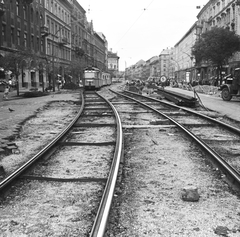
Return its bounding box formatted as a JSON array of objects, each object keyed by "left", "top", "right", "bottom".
[{"left": 0, "top": 85, "right": 240, "bottom": 237}]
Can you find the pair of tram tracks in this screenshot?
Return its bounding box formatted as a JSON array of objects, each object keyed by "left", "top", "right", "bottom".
[
  {"left": 1, "top": 87, "right": 240, "bottom": 236},
  {"left": 103, "top": 89, "right": 240, "bottom": 236},
  {"left": 112, "top": 89, "right": 240, "bottom": 187},
  {"left": 0, "top": 91, "right": 123, "bottom": 237}
]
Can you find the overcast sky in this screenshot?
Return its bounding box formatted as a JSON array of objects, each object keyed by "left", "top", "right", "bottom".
[{"left": 78, "top": 0, "right": 208, "bottom": 71}]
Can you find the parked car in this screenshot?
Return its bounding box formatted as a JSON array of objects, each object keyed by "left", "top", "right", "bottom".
[{"left": 219, "top": 68, "right": 240, "bottom": 101}]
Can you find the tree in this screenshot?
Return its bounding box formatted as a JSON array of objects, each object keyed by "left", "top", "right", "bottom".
[
  {"left": 191, "top": 27, "right": 240, "bottom": 83},
  {"left": 65, "top": 48, "right": 85, "bottom": 85},
  {"left": 0, "top": 49, "right": 45, "bottom": 95}
]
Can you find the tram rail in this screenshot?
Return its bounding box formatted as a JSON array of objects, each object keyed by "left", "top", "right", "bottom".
[
  {"left": 0, "top": 91, "right": 123, "bottom": 237},
  {"left": 111, "top": 89, "right": 240, "bottom": 188}
]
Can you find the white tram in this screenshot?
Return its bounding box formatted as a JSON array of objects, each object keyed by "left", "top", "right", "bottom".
[{"left": 83, "top": 66, "right": 111, "bottom": 90}]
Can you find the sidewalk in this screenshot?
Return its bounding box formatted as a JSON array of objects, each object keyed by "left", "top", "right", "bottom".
[
  {"left": 0, "top": 88, "right": 34, "bottom": 102},
  {"left": 0, "top": 90, "right": 80, "bottom": 142},
  {"left": 165, "top": 86, "right": 240, "bottom": 122}
]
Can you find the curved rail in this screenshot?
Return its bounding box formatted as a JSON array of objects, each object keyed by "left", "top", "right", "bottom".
[
  {"left": 111, "top": 89, "right": 240, "bottom": 187},
  {"left": 0, "top": 92, "right": 85, "bottom": 191},
  {"left": 90, "top": 92, "right": 123, "bottom": 237},
  {"left": 122, "top": 90, "right": 240, "bottom": 135}
]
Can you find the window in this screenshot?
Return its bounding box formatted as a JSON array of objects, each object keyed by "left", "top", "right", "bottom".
[
  {"left": 40, "top": 14, "right": 43, "bottom": 26},
  {"left": 16, "top": 0, "right": 20, "bottom": 16},
  {"left": 47, "top": 42, "right": 51, "bottom": 55},
  {"left": 40, "top": 39, "right": 44, "bottom": 52},
  {"left": 222, "top": 0, "right": 225, "bottom": 8},
  {"left": 24, "top": 33, "right": 27, "bottom": 47},
  {"left": 51, "top": 22, "right": 54, "bottom": 34},
  {"left": 31, "top": 35, "right": 34, "bottom": 49},
  {"left": 11, "top": 27, "right": 15, "bottom": 45},
  {"left": 2, "top": 24, "right": 6, "bottom": 42},
  {"left": 36, "top": 11, "right": 39, "bottom": 24},
  {"left": 37, "top": 37, "right": 39, "bottom": 51},
  {"left": 51, "top": 0, "right": 53, "bottom": 12},
  {"left": 47, "top": 17, "right": 50, "bottom": 29},
  {"left": 23, "top": 5, "right": 27, "bottom": 20},
  {"left": 30, "top": 8, "right": 34, "bottom": 22},
  {"left": 17, "top": 30, "right": 20, "bottom": 45}
]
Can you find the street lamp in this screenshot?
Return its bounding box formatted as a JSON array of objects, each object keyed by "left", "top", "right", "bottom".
[
  {"left": 171, "top": 57, "right": 180, "bottom": 82},
  {"left": 182, "top": 51, "right": 195, "bottom": 83}
]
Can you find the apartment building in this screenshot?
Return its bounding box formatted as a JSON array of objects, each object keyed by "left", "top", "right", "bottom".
[
  {"left": 45, "top": 0, "right": 72, "bottom": 88},
  {"left": 173, "top": 23, "right": 196, "bottom": 83},
  {"left": 0, "top": 0, "right": 47, "bottom": 89},
  {"left": 0, "top": 0, "right": 109, "bottom": 91},
  {"left": 196, "top": 0, "right": 240, "bottom": 81},
  {"left": 107, "top": 49, "right": 119, "bottom": 78},
  {"left": 159, "top": 48, "right": 173, "bottom": 80}
]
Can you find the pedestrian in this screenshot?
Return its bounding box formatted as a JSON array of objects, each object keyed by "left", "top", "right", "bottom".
[
  {"left": 3, "top": 85, "right": 9, "bottom": 100},
  {"left": 57, "top": 79, "right": 61, "bottom": 91}
]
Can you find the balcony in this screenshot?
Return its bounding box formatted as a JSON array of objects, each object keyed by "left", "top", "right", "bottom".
[
  {"left": 40, "top": 26, "right": 49, "bottom": 37},
  {"left": 58, "top": 37, "right": 68, "bottom": 46}
]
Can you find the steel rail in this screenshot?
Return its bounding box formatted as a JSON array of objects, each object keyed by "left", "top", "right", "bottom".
[
  {"left": 111, "top": 90, "right": 240, "bottom": 187},
  {"left": 0, "top": 92, "right": 85, "bottom": 191},
  {"left": 90, "top": 92, "right": 123, "bottom": 237},
  {"left": 122, "top": 90, "right": 240, "bottom": 135}
]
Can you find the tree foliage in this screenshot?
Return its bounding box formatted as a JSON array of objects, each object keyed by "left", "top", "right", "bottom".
[
  {"left": 0, "top": 50, "right": 42, "bottom": 75},
  {"left": 191, "top": 27, "right": 240, "bottom": 66}
]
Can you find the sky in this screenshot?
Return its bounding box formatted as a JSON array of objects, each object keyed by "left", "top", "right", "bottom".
[{"left": 77, "top": 0, "right": 208, "bottom": 71}]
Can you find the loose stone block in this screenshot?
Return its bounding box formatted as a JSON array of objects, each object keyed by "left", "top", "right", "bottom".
[
  {"left": 6, "top": 145, "right": 17, "bottom": 150},
  {"left": 0, "top": 166, "right": 5, "bottom": 177},
  {"left": 181, "top": 185, "right": 200, "bottom": 202},
  {"left": 0, "top": 148, "right": 5, "bottom": 153}
]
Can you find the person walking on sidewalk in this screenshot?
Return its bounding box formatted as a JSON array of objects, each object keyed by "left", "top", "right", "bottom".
[{"left": 3, "top": 85, "right": 10, "bottom": 100}]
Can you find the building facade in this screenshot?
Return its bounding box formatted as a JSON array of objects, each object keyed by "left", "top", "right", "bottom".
[
  {"left": 107, "top": 49, "right": 119, "bottom": 78},
  {"left": 0, "top": 0, "right": 109, "bottom": 91},
  {"left": 196, "top": 0, "right": 240, "bottom": 82},
  {"left": 173, "top": 23, "right": 196, "bottom": 83},
  {"left": 0, "top": 0, "right": 47, "bottom": 90}
]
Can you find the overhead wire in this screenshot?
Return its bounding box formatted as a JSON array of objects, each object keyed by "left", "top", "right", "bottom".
[{"left": 114, "top": 0, "right": 155, "bottom": 47}]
